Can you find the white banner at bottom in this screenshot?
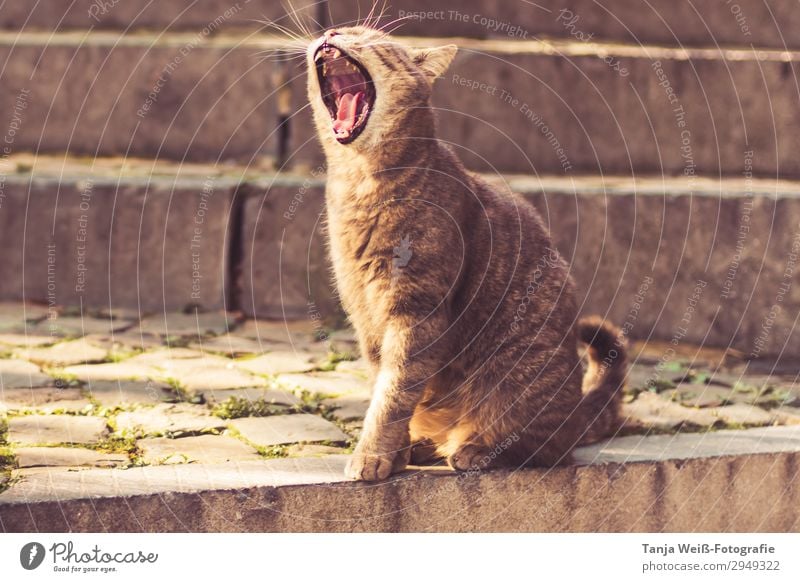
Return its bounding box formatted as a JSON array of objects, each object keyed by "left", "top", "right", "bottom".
[{"left": 1, "top": 533, "right": 798, "bottom": 581}]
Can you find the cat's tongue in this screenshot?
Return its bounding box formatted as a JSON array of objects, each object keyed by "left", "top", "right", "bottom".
[{"left": 333, "top": 91, "right": 363, "bottom": 137}]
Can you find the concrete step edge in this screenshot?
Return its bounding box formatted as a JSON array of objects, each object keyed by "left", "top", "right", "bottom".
[
  {"left": 1, "top": 425, "right": 799, "bottom": 531},
  {"left": 3, "top": 154, "right": 799, "bottom": 198},
  {"left": 1, "top": 30, "right": 797, "bottom": 62}
]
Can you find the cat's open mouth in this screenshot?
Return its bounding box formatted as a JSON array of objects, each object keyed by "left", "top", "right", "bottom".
[{"left": 314, "top": 43, "right": 375, "bottom": 144}]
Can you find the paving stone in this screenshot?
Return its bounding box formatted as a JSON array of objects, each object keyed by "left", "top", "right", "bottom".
[
  {"left": 62, "top": 361, "right": 159, "bottom": 383},
  {"left": 85, "top": 380, "right": 181, "bottom": 408},
  {"left": 236, "top": 351, "right": 317, "bottom": 376},
  {"left": 624, "top": 365, "right": 664, "bottom": 393},
  {"left": 0, "top": 303, "right": 49, "bottom": 333},
  {"left": 135, "top": 312, "right": 238, "bottom": 337},
  {"left": 0, "top": 302, "right": 49, "bottom": 322},
  {"left": 709, "top": 404, "right": 775, "bottom": 426},
  {"left": 276, "top": 372, "right": 370, "bottom": 397},
  {"left": 127, "top": 348, "right": 209, "bottom": 363},
  {"left": 203, "top": 387, "right": 301, "bottom": 408},
  {"left": 334, "top": 359, "right": 369, "bottom": 375},
  {"left": 0, "top": 387, "right": 90, "bottom": 413},
  {"left": 124, "top": 350, "right": 268, "bottom": 391},
  {"left": 7, "top": 415, "right": 108, "bottom": 445},
  {"left": 235, "top": 319, "right": 320, "bottom": 346},
  {"left": 322, "top": 394, "right": 371, "bottom": 421},
  {"left": 0, "top": 359, "right": 53, "bottom": 388},
  {"left": 190, "top": 334, "right": 269, "bottom": 357},
  {"left": 95, "top": 308, "right": 144, "bottom": 322},
  {"left": 0, "top": 334, "right": 55, "bottom": 348},
  {"left": 115, "top": 403, "right": 226, "bottom": 437},
  {"left": 284, "top": 443, "right": 348, "bottom": 458},
  {"left": 622, "top": 392, "right": 721, "bottom": 430},
  {"left": 28, "top": 316, "right": 135, "bottom": 337},
  {"left": 86, "top": 332, "right": 165, "bottom": 351},
  {"left": 230, "top": 414, "right": 349, "bottom": 447},
  {"left": 15, "top": 447, "right": 127, "bottom": 469},
  {"left": 773, "top": 407, "right": 800, "bottom": 426},
  {"left": 665, "top": 384, "right": 734, "bottom": 408},
  {"left": 14, "top": 339, "right": 108, "bottom": 367},
  {"left": 137, "top": 434, "right": 261, "bottom": 465},
  {"left": 166, "top": 365, "right": 268, "bottom": 392}
]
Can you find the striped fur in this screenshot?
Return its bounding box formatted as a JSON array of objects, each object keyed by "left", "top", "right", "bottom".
[{"left": 306, "top": 26, "right": 628, "bottom": 481}]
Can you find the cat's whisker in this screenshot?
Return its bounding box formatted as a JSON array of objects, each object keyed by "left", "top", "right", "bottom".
[
  {"left": 283, "top": 0, "right": 315, "bottom": 37},
  {"left": 378, "top": 15, "right": 415, "bottom": 34},
  {"left": 255, "top": 18, "right": 312, "bottom": 44}
]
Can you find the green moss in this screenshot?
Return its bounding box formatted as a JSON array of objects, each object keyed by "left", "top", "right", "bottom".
[
  {"left": 225, "top": 426, "right": 288, "bottom": 459},
  {"left": 211, "top": 396, "right": 291, "bottom": 420}
]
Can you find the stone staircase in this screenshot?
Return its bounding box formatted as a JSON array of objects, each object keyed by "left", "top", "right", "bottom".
[{"left": 1, "top": 0, "right": 799, "bottom": 357}]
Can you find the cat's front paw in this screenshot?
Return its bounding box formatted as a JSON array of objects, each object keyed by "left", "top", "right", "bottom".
[{"left": 345, "top": 445, "right": 410, "bottom": 481}]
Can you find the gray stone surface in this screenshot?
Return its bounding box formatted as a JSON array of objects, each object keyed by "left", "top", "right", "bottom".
[
  {"left": 0, "top": 1, "right": 317, "bottom": 32},
  {"left": 0, "top": 334, "right": 54, "bottom": 347},
  {"left": 62, "top": 361, "right": 159, "bottom": 382},
  {"left": 236, "top": 351, "right": 318, "bottom": 376},
  {"left": 235, "top": 319, "right": 320, "bottom": 345},
  {"left": 190, "top": 334, "right": 269, "bottom": 357},
  {"left": 290, "top": 38, "right": 800, "bottom": 176},
  {"left": 574, "top": 425, "right": 800, "bottom": 464},
  {"left": 240, "top": 183, "right": 337, "bottom": 320},
  {"left": 115, "top": 404, "right": 226, "bottom": 437},
  {"left": 163, "top": 365, "right": 269, "bottom": 393},
  {"left": 322, "top": 394, "right": 371, "bottom": 421},
  {"left": 85, "top": 380, "right": 180, "bottom": 407},
  {"left": 0, "top": 387, "right": 90, "bottom": 413},
  {"left": 2, "top": 427, "right": 800, "bottom": 532},
  {"left": 230, "top": 414, "right": 349, "bottom": 447},
  {"left": 27, "top": 316, "right": 134, "bottom": 337},
  {"left": 0, "top": 359, "right": 53, "bottom": 389},
  {"left": 203, "top": 387, "right": 301, "bottom": 408},
  {"left": 276, "top": 372, "right": 370, "bottom": 397},
  {"left": 135, "top": 313, "right": 237, "bottom": 337},
  {"left": 7, "top": 415, "right": 108, "bottom": 445},
  {"left": 15, "top": 339, "right": 108, "bottom": 367},
  {"left": 622, "top": 392, "right": 721, "bottom": 429},
  {"left": 15, "top": 447, "right": 128, "bottom": 469},
  {"left": 334, "top": 0, "right": 800, "bottom": 49},
  {"left": 284, "top": 444, "right": 348, "bottom": 458},
  {"left": 137, "top": 434, "right": 261, "bottom": 465},
  {"left": 0, "top": 31, "right": 281, "bottom": 163},
  {"left": 0, "top": 178, "right": 233, "bottom": 312},
  {"left": 335, "top": 359, "right": 369, "bottom": 375},
  {"left": 709, "top": 403, "right": 775, "bottom": 426}
]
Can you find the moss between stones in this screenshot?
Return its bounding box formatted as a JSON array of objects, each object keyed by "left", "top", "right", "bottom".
[{"left": 224, "top": 426, "right": 288, "bottom": 459}]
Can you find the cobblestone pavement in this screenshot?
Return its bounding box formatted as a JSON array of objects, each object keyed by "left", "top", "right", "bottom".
[{"left": 1, "top": 303, "right": 799, "bottom": 493}]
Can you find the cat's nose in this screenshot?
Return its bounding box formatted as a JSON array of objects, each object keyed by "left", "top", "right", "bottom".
[{"left": 324, "top": 30, "right": 339, "bottom": 39}]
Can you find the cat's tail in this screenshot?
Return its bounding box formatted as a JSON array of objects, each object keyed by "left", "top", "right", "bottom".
[{"left": 575, "top": 316, "right": 628, "bottom": 445}]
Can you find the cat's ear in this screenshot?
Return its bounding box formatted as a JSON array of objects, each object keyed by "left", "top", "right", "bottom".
[{"left": 410, "top": 45, "right": 458, "bottom": 81}]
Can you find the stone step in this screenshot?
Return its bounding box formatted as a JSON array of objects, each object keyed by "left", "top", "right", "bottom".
[
  {"left": 1, "top": 31, "right": 798, "bottom": 177},
  {"left": 2, "top": 155, "right": 799, "bottom": 357},
  {"left": 330, "top": 0, "right": 800, "bottom": 49},
  {"left": 0, "top": 155, "right": 241, "bottom": 313},
  {"left": 3, "top": 2, "right": 798, "bottom": 51},
  {"left": 0, "top": 1, "right": 319, "bottom": 32},
  {"left": 0, "top": 31, "right": 291, "bottom": 165},
  {"left": 289, "top": 35, "right": 800, "bottom": 177},
  {"left": 243, "top": 170, "right": 800, "bottom": 358},
  {"left": 2, "top": 426, "right": 800, "bottom": 531}
]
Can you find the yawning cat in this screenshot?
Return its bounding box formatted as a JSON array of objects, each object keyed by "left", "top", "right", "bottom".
[{"left": 306, "top": 26, "right": 627, "bottom": 481}]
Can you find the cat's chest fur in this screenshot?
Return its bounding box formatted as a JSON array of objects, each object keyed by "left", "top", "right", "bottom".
[{"left": 325, "top": 175, "right": 398, "bottom": 317}]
